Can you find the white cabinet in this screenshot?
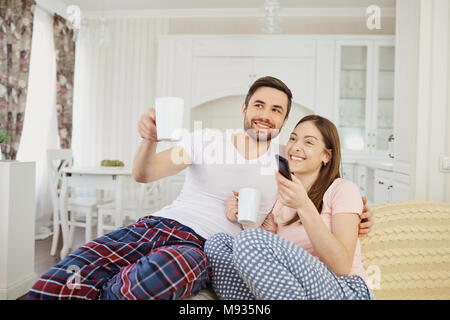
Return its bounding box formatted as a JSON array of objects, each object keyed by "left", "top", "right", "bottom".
[
  {"left": 373, "top": 169, "right": 410, "bottom": 205},
  {"left": 0, "top": 161, "right": 37, "bottom": 299},
  {"left": 374, "top": 45, "right": 395, "bottom": 155},
  {"left": 342, "top": 163, "right": 356, "bottom": 183},
  {"left": 191, "top": 58, "right": 253, "bottom": 107},
  {"left": 191, "top": 56, "right": 315, "bottom": 109},
  {"left": 354, "top": 164, "right": 369, "bottom": 197},
  {"left": 189, "top": 37, "right": 317, "bottom": 111},
  {"left": 336, "top": 40, "right": 395, "bottom": 157},
  {"left": 391, "top": 172, "right": 410, "bottom": 203},
  {"left": 252, "top": 58, "right": 315, "bottom": 108},
  {"left": 374, "top": 169, "right": 392, "bottom": 204}
]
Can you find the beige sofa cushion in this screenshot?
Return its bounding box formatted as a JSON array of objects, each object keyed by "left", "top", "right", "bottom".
[{"left": 360, "top": 201, "right": 450, "bottom": 300}]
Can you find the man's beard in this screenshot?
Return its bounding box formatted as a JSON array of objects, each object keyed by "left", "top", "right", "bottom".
[{"left": 243, "top": 116, "right": 280, "bottom": 142}]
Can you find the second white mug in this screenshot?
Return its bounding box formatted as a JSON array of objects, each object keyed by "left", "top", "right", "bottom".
[{"left": 237, "top": 188, "right": 261, "bottom": 226}]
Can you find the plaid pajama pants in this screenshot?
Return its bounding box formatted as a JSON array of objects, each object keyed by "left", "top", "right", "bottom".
[{"left": 26, "top": 216, "right": 211, "bottom": 300}]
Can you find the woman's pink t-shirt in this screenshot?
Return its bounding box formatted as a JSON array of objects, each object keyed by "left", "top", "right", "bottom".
[{"left": 272, "top": 178, "right": 368, "bottom": 282}]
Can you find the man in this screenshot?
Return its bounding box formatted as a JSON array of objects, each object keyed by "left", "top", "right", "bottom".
[{"left": 27, "top": 76, "right": 373, "bottom": 300}]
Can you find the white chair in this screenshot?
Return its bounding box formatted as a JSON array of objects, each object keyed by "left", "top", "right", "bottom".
[
  {"left": 47, "top": 149, "right": 109, "bottom": 255},
  {"left": 96, "top": 180, "right": 163, "bottom": 236}
]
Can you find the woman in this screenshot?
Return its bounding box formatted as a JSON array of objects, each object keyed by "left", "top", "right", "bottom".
[{"left": 205, "top": 115, "right": 375, "bottom": 300}]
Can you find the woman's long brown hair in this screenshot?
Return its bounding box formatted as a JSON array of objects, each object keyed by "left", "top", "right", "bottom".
[{"left": 284, "top": 115, "right": 342, "bottom": 226}]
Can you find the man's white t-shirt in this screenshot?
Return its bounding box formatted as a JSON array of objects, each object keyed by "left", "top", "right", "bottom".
[{"left": 152, "top": 128, "right": 286, "bottom": 240}]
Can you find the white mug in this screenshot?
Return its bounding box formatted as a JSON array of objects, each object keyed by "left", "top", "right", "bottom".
[
  {"left": 155, "top": 97, "right": 184, "bottom": 141},
  {"left": 237, "top": 188, "right": 261, "bottom": 226}
]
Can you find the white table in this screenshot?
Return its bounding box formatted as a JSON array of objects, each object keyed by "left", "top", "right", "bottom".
[{"left": 59, "top": 166, "right": 132, "bottom": 259}]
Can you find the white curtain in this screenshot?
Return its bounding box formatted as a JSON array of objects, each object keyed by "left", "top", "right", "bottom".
[
  {"left": 17, "top": 6, "right": 59, "bottom": 240},
  {"left": 72, "top": 18, "right": 169, "bottom": 171},
  {"left": 72, "top": 17, "right": 168, "bottom": 201}
]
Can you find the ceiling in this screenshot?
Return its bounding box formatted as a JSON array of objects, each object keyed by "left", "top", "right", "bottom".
[{"left": 65, "top": 0, "right": 396, "bottom": 11}]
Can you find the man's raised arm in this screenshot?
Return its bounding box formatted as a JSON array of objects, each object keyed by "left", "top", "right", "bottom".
[{"left": 133, "top": 108, "right": 191, "bottom": 183}]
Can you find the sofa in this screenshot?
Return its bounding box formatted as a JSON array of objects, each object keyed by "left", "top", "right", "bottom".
[
  {"left": 189, "top": 201, "right": 450, "bottom": 300},
  {"left": 359, "top": 201, "right": 450, "bottom": 300}
]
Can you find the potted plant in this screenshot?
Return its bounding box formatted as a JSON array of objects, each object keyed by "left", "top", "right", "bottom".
[{"left": 0, "top": 129, "right": 10, "bottom": 161}]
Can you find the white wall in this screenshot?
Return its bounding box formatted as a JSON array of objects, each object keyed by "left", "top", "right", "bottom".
[
  {"left": 447, "top": 1, "right": 450, "bottom": 203},
  {"left": 412, "top": 0, "right": 449, "bottom": 202}
]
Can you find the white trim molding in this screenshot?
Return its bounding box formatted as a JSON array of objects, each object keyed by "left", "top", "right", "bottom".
[{"left": 80, "top": 7, "right": 396, "bottom": 19}]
